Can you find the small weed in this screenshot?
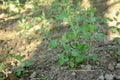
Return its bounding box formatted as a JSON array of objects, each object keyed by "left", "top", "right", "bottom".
[
  {"left": 8, "top": 53, "right": 24, "bottom": 62},
  {"left": 18, "top": 19, "right": 26, "bottom": 30},
  {"left": 49, "top": 39, "right": 58, "bottom": 49},
  {"left": 15, "top": 67, "right": 24, "bottom": 77},
  {"left": 21, "top": 60, "right": 32, "bottom": 67},
  {"left": 18, "top": 31, "right": 23, "bottom": 38},
  {"left": 35, "top": 17, "right": 42, "bottom": 22},
  {"left": 15, "top": 60, "right": 32, "bottom": 77},
  {"left": 117, "top": 49, "right": 120, "bottom": 56},
  {"left": 114, "top": 37, "right": 120, "bottom": 45},
  {"left": 15, "top": 61, "right": 32, "bottom": 77},
  {"left": 8, "top": 53, "right": 32, "bottom": 77},
  {"left": 39, "top": 77, "right": 48, "bottom": 80},
  {"left": 18, "top": 20, "right": 33, "bottom": 30},
  {"left": 35, "top": 29, "right": 41, "bottom": 34},
  {"left": 27, "top": 35, "right": 33, "bottom": 41}
]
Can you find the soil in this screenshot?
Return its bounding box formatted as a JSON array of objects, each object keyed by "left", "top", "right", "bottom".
[{"left": 0, "top": 1, "right": 120, "bottom": 80}]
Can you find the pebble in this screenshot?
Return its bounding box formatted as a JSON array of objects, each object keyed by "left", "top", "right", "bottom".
[
  {"left": 71, "top": 71, "right": 76, "bottom": 76},
  {"left": 81, "top": 64, "right": 92, "bottom": 70},
  {"left": 116, "top": 63, "right": 120, "bottom": 69},
  {"left": 108, "top": 63, "right": 114, "bottom": 71},
  {"left": 80, "top": 65, "right": 85, "bottom": 69},
  {"left": 97, "top": 74, "right": 104, "bottom": 80},
  {"left": 29, "top": 72, "right": 36, "bottom": 79},
  {"left": 85, "top": 64, "right": 92, "bottom": 70},
  {"left": 105, "top": 74, "right": 114, "bottom": 80}
]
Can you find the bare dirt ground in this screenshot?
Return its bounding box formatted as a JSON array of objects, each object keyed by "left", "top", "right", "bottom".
[
  {"left": 0, "top": 0, "right": 120, "bottom": 80},
  {"left": 0, "top": 20, "right": 120, "bottom": 80}
]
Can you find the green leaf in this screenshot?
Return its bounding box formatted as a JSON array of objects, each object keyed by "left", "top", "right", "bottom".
[
  {"left": 69, "top": 61, "right": 75, "bottom": 67},
  {"left": 116, "top": 22, "right": 120, "bottom": 26},
  {"left": 58, "top": 54, "right": 65, "bottom": 66},
  {"left": 18, "top": 32, "right": 23, "bottom": 38},
  {"left": 49, "top": 39, "right": 57, "bottom": 49},
  {"left": 113, "top": 17, "right": 117, "bottom": 21},
  {"left": 59, "top": 54, "right": 65, "bottom": 59},
  {"left": 117, "top": 49, "right": 120, "bottom": 56},
  {"left": 106, "top": 17, "right": 113, "bottom": 22},
  {"left": 114, "top": 37, "right": 120, "bottom": 45},
  {"left": 35, "top": 29, "right": 41, "bottom": 34},
  {"left": 90, "top": 17, "right": 96, "bottom": 23},
  {"left": 8, "top": 53, "right": 15, "bottom": 58},
  {"left": 64, "top": 44, "right": 71, "bottom": 52},
  {"left": 21, "top": 60, "right": 32, "bottom": 67},
  {"left": 0, "top": 66, "right": 3, "bottom": 72},
  {"left": 18, "top": 20, "right": 25, "bottom": 29},
  {"left": 58, "top": 59, "right": 64, "bottom": 66},
  {"left": 82, "top": 32, "right": 90, "bottom": 39},
  {"left": 88, "top": 54, "right": 98, "bottom": 61},
  {"left": 67, "top": 32, "right": 75, "bottom": 40},
  {"left": 71, "top": 50, "right": 78, "bottom": 57},
  {"left": 35, "top": 17, "right": 42, "bottom": 22},
  {"left": 116, "top": 11, "right": 119, "bottom": 16},
  {"left": 9, "top": 54, "right": 24, "bottom": 62},
  {"left": 55, "top": 10, "right": 68, "bottom": 20},
  {"left": 25, "top": 21, "right": 33, "bottom": 30},
  {"left": 75, "top": 54, "right": 86, "bottom": 63},
  {"left": 61, "top": 33, "right": 69, "bottom": 42},
  {"left": 15, "top": 55, "right": 24, "bottom": 62},
  {"left": 15, "top": 68, "right": 24, "bottom": 77},
  {"left": 61, "top": 41, "right": 71, "bottom": 52},
  {"left": 96, "top": 33, "right": 105, "bottom": 42},
  {"left": 39, "top": 77, "right": 48, "bottom": 80},
  {"left": 89, "top": 24, "right": 98, "bottom": 32},
  {"left": 76, "top": 43, "right": 88, "bottom": 52},
  {"left": 82, "top": 23, "right": 89, "bottom": 32},
  {"left": 88, "top": 8, "right": 97, "bottom": 13},
  {"left": 110, "top": 27, "right": 118, "bottom": 33},
  {"left": 27, "top": 35, "right": 33, "bottom": 40},
  {"left": 0, "top": 78, "right": 4, "bottom": 80}
]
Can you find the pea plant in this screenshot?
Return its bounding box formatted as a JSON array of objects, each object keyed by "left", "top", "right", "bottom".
[{"left": 49, "top": 2, "right": 106, "bottom": 68}]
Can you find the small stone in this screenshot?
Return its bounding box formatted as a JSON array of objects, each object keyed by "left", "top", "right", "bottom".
[
  {"left": 108, "top": 63, "right": 114, "bottom": 71},
  {"left": 30, "top": 72, "right": 36, "bottom": 79},
  {"left": 71, "top": 72, "right": 76, "bottom": 76},
  {"left": 116, "top": 63, "right": 120, "bottom": 69},
  {"left": 96, "top": 61, "right": 100, "bottom": 65},
  {"left": 115, "top": 75, "right": 120, "bottom": 79},
  {"left": 85, "top": 64, "right": 92, "bottom": 70},
  {"left": 97, "top": 74, "right": 104, "bottom": 80},
  {"left": 81, "top": 64, "right": 92, "bottom": 70},
  {"left": 118, "top": 59, "right": 120, "bottom": 62},
  {"left": 80, "top": 65, "right": 85, "bottom": 69},
  {"left": 105, "top": 74, "right": 114, "bottom": 80}
]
